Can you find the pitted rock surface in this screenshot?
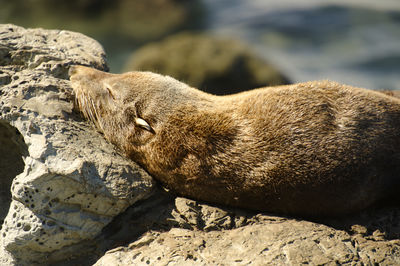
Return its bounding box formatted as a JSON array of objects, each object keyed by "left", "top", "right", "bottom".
[
  {"left": 0, "top": 24, "right": 154, "bottom": 265},
  {"left": 95, "top": 195, "right": 400, "bottom": 265}
]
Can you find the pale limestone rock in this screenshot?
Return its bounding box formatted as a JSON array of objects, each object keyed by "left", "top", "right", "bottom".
[
  {"left": 95, "top": 198, "right": 400, "bottom": 266},
  {"left": 95, "top": 196, "right": 400, "bottom": 265},
  {"left": 0, "top": 24, "right": 154, "bottom": 265}
]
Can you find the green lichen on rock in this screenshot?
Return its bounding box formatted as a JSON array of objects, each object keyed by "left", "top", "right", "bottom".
[{"left": 124, "top": 33, "right": 290, "bottom": 95}]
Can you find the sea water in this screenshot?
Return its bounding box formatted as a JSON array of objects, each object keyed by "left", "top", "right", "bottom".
[{"left": 202, "top": 0, "right": 400, "bottom": 90}]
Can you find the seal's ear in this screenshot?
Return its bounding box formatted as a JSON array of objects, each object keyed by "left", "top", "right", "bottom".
[{"left": 135, "top": 117, "right": 154, "bottom": 133}]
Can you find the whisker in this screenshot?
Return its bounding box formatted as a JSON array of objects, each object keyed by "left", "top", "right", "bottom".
[{"left": 73, "top": 90, "right": 107, "bottom": 133}]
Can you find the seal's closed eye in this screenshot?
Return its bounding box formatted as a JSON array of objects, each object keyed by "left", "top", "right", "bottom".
[{"left": 135, "top": 117, "right": 154, "bottom": 133}]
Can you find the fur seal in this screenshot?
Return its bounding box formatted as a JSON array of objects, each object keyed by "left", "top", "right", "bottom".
[{"left": 69, "top": 65, "right": 400, "bottom": 217}]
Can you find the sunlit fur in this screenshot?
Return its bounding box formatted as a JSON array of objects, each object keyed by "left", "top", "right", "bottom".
[{"left": 69, "top": 65, "right": 400, "bottom": 217}]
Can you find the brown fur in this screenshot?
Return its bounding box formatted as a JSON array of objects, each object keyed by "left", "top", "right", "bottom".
[{"left": 69, "top": 65, "right": 400, "bottom": 217}]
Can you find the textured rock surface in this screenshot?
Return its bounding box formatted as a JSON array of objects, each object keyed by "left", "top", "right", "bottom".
[
  {"left": 96, "top": 221, "right": 400, "bottom": 265},
  {"left": 123, "top": 33, "right": 290, "bottom": 95},
  {"left": 0, "top": 24, "right": 154, "bottom": 265},
  {"left": 0, "top": 120, "right": 27, "bottom": 225},
  {"left": 93, "top": 193, "right": 400, "bottom": 265}
]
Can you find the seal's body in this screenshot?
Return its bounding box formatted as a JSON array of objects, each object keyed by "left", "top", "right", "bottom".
[{"left": 69, "top": 65, "right": 400, "bottom": 217}]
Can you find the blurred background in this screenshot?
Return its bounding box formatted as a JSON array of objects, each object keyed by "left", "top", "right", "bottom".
[{"left": 1, "top": 0, "right": 399, "bottom": 94}]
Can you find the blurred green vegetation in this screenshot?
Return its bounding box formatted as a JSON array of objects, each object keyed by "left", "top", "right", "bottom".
[
  {"left": 124, "top": 33, "right": 290, "bottom": 94},
  {"left": 0, "top": 0, "right": 204, "bottom": 41}
]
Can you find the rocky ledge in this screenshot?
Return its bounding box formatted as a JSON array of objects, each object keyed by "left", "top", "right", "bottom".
[
  {"left": 0, "top": 24, "right": 399, "bottom": 265},
  {"left": 0, "top": 24, "right": 154, "bottom": 265}
]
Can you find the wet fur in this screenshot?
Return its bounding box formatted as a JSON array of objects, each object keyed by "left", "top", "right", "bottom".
[{"left": 69, "top": 65, "right": 400, "bottom": 217}]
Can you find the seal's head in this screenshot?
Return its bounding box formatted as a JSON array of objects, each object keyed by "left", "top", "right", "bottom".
[{"left": 68, "top": 65, "right": 206, "bottom": 158}]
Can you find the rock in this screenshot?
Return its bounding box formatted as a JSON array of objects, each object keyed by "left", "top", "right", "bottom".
[
  {"left": 0, "top": 121, "right": 27, "bottom": 225},
  {"left": 96, "top": 224, "right": 350, "bottom": 265},
  {"left": 95, "top": 196, "right": 400, "bottom": 265},
  {"left": 123, "top": 33, "right": 290, "bottom": 95},
  {"left": 0, "top": 24, "right": 155, "bottom": 265}
]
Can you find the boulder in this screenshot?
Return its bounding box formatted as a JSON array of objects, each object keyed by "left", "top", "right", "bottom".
[
  {"left": 123, "top": 33, "right": 290, "bottom": 95},
  {"left": 95, "top": 196, "right": 400, "bottom": 265},
  {"left": 0, "top": 24, "right": 154, "bottom": 265}
]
